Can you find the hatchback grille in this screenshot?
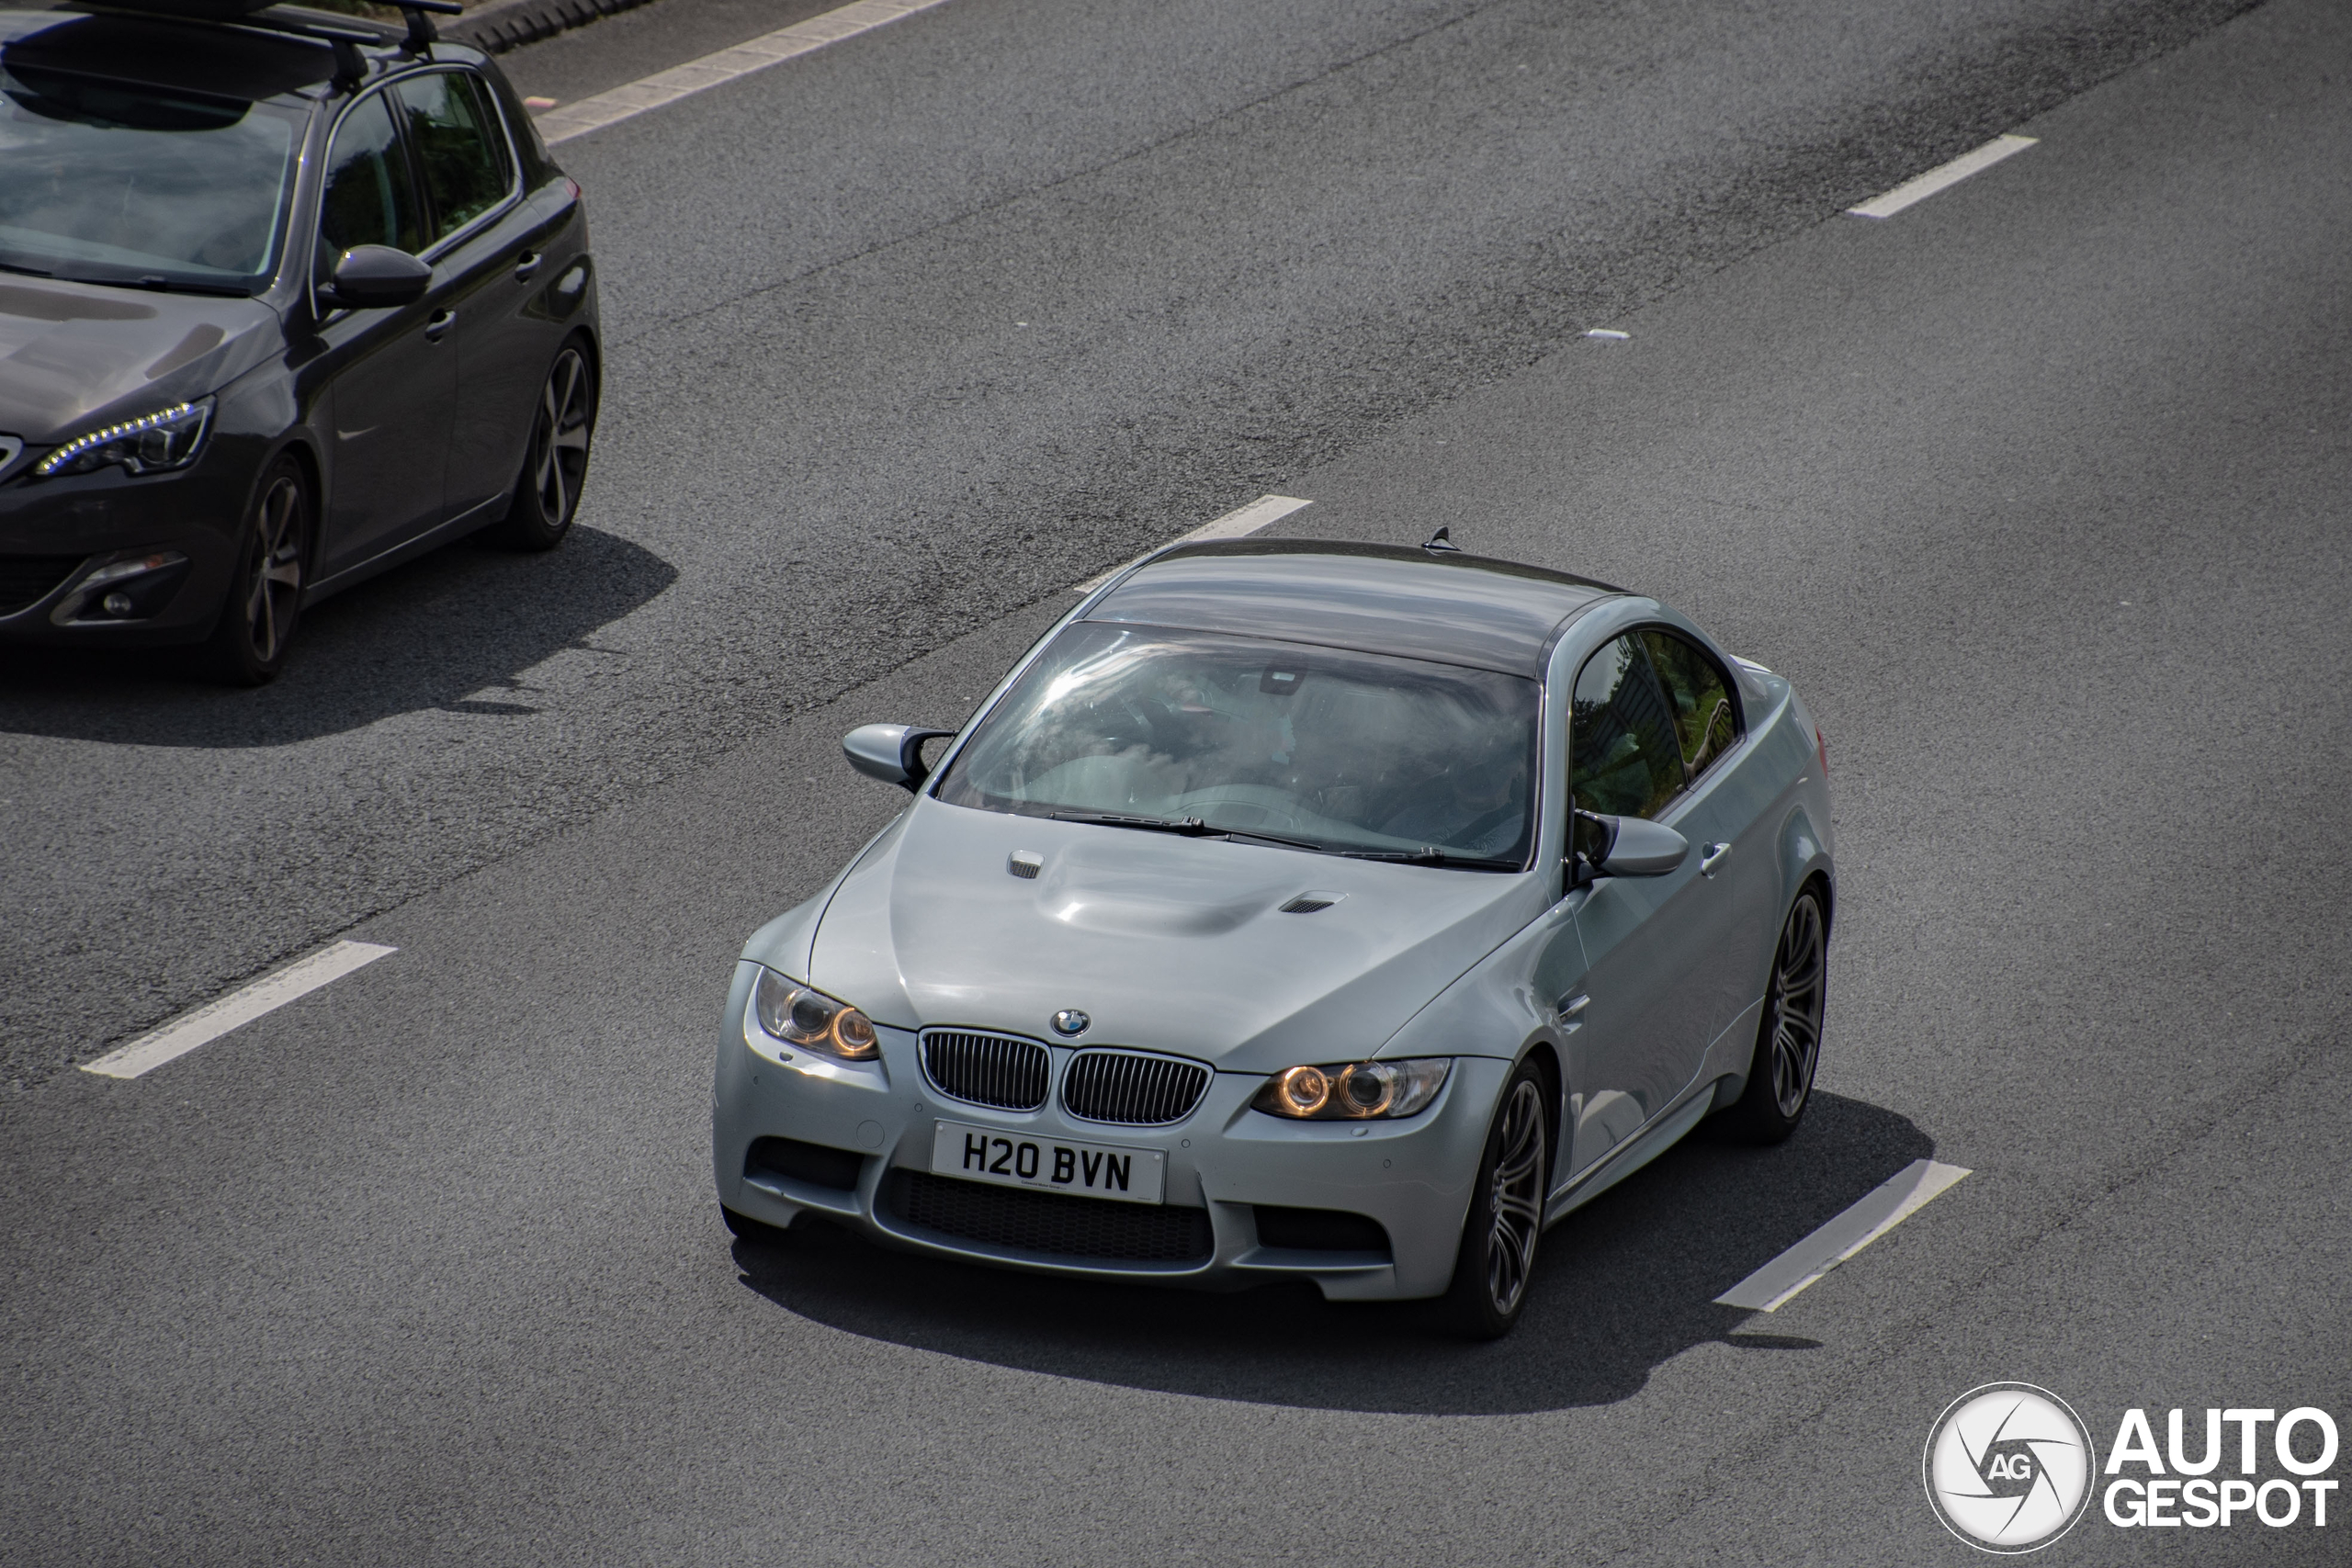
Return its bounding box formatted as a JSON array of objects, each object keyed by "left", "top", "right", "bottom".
[
  {"left": 921, "top": 1029, "right": 1050, "bottom": 1111},
  {"left": 884, "top": 1170, "right": 1213, "bottom": 1263},
  {"left": 0, "top": 555, "right": 84, "bottom": 616},
  {"left": 1061, "top": 1048, "right": 1211, "bottom": 1125}
]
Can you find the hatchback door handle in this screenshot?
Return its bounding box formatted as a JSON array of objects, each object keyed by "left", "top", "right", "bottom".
[
  {"left": 1699, "top": 841, "right": 1732, "bottom": 877},
  {"left": 423, "top": 308, "right": 457, "bottom": 342},
  {"left": 513, "top": 251, "right": 541, "bottom": 281}
]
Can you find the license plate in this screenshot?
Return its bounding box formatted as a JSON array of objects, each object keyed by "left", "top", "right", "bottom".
[{"left": 929, "top": 1120, "right": 1165, "bottom": 1205}]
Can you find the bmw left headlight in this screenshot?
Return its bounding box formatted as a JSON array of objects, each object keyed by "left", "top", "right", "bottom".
[
  {"left": 33, "top": 398, "right": 214, "bottom": 479},
  {"left": 1252, "top": 1058, "right": 1451, "bottom": 1120},
  {"left": 752, "top": 968, "right": 879, "bottom": 1060}
]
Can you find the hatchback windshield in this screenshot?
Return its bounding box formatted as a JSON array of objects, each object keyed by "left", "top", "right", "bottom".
[
  {"left": 933, "top": 623, "right": 1541, "bottom": 865},
  {"left": 0, "top": 62, "right": 300, "bottom": 292}
]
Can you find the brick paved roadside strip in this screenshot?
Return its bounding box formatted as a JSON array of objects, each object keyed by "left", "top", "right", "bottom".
[
  {"left": 526, "top": 0, "right": 956, "bottom": 144},
  {"left": 445, "top": 0, "right": 663, "bottom": 55}
]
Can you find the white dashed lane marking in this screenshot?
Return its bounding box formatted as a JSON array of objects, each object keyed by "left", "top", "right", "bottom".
[
  {"left": 1073, "top": 493, "right": 1313, "bottom": 592},
  {"left": 1849, "top": 134, "right": 2038, "bottom": 219},
  {"left": 80, "top": 941, "right": 397, "bottom": 1081},
  {"left": 534, "top": 0, "right": 957, "bottom": 146},
  {"left": 1714, "top": 1158, "right": 1972, "bottom": 1312}
]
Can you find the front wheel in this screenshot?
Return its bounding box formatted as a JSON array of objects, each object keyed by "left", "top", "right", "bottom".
[
  {"left": 488, "top": 343, "right": 595, "bottom": 550},
  {"left": 1439, "top": 1060, "right": 1552, "bottom": 1338},
  {"left": 205, "top": 456, "right": 309, "bottom": 686},
  {"left": 1717, "top": 886, "right": 1828, "bottom": 1144}
]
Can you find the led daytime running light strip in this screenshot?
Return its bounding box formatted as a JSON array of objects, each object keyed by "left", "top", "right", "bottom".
[{"left": 33, "top": 400, "right": 208, "bottom": 478}]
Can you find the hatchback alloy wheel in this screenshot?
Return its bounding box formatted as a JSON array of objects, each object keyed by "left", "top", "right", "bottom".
[
  {"left": 207, "top": 457, "right": 307, "bottom": 684},
  {"left": 493, "top": 344, "right": 595, "bottom": 550}
]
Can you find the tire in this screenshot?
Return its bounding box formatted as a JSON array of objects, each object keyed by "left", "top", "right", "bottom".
[
  {"left": 204, "top": 456, "right": 310, "bottom": 686},
  {"left": 1439, "top": 1059, "right": 1553, "bottom": 1339},
  {"left": 1717, "top": 885, "right": 1829, "bottom": 1144},
  {"left": 487, "top": 343, "right": 594, "bottom": 550}
]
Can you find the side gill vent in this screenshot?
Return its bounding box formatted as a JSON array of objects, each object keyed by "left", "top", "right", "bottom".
[
  {"left": 1279, "top": 892, "right": 1343, "bottom": 914},
  {"left": 1008, "top": 851, "right": 1043, "bottom": 880}
]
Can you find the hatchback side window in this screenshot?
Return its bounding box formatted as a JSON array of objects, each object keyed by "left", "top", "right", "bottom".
[
  {"left": 1640, "top": 629, "right": 1741, "bottom": 785},
  {"left": 319, "top": 93, "right": 422, "bottom": 259},
  {"left": 1571, "top": 634, "right": 1685, "bottom": 821},
  {"left": 392, "top": 72, "right": 512, "bottom": 240}
]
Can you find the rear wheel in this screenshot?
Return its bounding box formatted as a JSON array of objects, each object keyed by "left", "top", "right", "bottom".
[
  {"left": 205, "top": 457, "right": 308, "bottom": 686},
  {"left": 1718, "top": 886, "right": 1828, "bottom": 1144},
  {"left": 1439, "top": 1060, "right": 1551, "bottom": 1338},
  {"left": 488, "top": 343, "right": 594, "bottom": 550}
]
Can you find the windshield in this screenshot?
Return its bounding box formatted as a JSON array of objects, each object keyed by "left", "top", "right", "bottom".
[
  {"left": 934, "top": 623, "right": 1541, "bottom": 865},
  {"left": 0, "top": 62, "right": 301, "bottom": 293}
]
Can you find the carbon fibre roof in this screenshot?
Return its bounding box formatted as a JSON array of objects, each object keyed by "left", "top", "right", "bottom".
[{"left": 1084, "top": 537, "right": 1621, "bottom": 675}]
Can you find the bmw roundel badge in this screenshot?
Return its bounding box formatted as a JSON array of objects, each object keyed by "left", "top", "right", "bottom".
[{"left": 1051, "top": 1010, "right": 1091, "bottom": 1038}]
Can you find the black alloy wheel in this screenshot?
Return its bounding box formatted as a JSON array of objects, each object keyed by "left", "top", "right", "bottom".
[
  {"left": 492, "top": 343, "right": 594, "bottom": 550},
  {"left": 1441, "top": 1059, "right": 1551, "bottom": 1338},
  {"left": 1719, "top": 885, "right": 1829, "bottom": 1144},
  {"left": 206, "top": 456, "right": 309, "bottom": 685}
]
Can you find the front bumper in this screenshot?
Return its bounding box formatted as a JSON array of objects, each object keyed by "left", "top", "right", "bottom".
[
  {"left": 0, "top": 448, "right": 251, "bottom": 646},
  {"left": 710, "top": 963, "right": 1505, "bottom": 1301}
]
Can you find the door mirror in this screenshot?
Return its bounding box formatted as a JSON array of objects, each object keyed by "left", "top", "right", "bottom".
[
  {"left": 1569, "top": 810, "right": 1688, "bottom": 883},
  {"left": 843, "top": 723, "right": 956, "bottom": 790},
  {"left": 319, "top": 244, "right": 431, "bottom": 310}
]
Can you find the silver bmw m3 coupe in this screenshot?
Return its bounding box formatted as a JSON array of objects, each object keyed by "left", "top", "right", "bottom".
[{"left": 713, "top": 537, "right": 1835, "bottom": 1336}]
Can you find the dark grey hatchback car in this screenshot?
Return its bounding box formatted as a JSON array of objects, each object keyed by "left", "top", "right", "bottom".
[{"left": 0, "top": 0, "right": 600, "bottom": 682}]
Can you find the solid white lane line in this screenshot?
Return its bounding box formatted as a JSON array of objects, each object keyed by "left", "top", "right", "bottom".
[
  {"left": 1073, "top": 493, "right": 1314, "bottom": 592},
  {"left": 1848, "top": 134, "right": 2038, "bottom": 220},
  {"left": 80, "top": 941, "right": 397, "bottom": 1081},
  {"left": 1714, "top": 1157, "right": 1971, "bottom": 1312},
  {"left": 535, "top": 0, "right": 956, "bottom": 145}
]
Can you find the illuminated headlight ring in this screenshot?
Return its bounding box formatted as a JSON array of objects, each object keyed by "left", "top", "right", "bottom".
[
  {"left": 752, "top": 967, "right": 880, "bottom": 1060},
  {"left": 32, "top": 399, "right": 214, "bottom": 479},
  {"left": 1252, "top": 1057, "right": 1452, "bottom": 1120}
]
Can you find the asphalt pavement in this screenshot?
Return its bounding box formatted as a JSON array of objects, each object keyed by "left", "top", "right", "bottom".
[
  {"left": 0, "top": 0, "right": 2259, "bottom": 1084},
  {"left": 3, "top": 0, "right": 2346, "bottom": 1562}
]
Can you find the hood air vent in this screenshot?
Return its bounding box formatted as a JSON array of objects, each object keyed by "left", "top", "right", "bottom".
[
  {"left": 1278, "top": 892, "right": 1343, "bottom": 913},
  {"left": 1008, "top": 851, "right": 1043, "bottom": 879}
]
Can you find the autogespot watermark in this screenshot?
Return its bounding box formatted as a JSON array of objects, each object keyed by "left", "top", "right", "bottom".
[
  {"left": 1924, "top": 1385, "right": 2342, "bottom": 1552},
  {"left": 1925, "top": 1383, "right": 2098, "bottom": 1552}
]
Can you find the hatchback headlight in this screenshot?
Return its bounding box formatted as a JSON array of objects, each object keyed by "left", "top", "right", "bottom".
[
  {"left": 752, "top": 969, "right": 879, "bottom": 1060},
  {"left": 1252, "top": 1057, "right": 1451, "bottom": 1120},
  {"left": 33, "top": 398, "right": 214, "bottom": 479}
]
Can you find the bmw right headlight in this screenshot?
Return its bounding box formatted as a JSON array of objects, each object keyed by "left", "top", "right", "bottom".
[
  {"left": 1252, "top": 1058, "right": 1451, "bottom": 1120},
  {"left": 752, "top": 968, "right": 879, "bottom": 1060}
]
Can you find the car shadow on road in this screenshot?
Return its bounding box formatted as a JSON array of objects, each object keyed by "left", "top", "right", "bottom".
[
  {"left": 732, "top": 1091, "right": 1935, "bottom": 1416},
  {"left": 0, "top": 525, "right": 673, "bottom": 746}
]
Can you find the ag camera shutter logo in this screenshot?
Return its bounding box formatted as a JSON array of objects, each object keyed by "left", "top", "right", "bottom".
[{"left": 1924, "top": 1382, "right": 2098, "bottom": 1552}]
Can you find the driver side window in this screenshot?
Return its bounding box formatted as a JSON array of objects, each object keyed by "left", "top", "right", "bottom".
[
  {"left": 319, "top": 93, "right": 421, "bottom": 261},
  {"left": 1570, "top": 634, "right": 1684, "bottom": 821}
]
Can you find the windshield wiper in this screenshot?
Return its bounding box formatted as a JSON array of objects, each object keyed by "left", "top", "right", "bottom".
[
  {"left": 1046, "top": 810, "right": 1327, "bottom": 853},
  {"left": 0, "top": 259, "right": 56, "bottom": 278},
  {"left": 1050, "top": 810, "right": 1213, "bottom": 836},
  {"left": 1339, "top": 847, "right": 1523, "bottom": 870}
]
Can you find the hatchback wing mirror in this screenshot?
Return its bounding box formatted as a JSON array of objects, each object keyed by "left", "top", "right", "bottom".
[
  {"left": 843, "top": 723, "right": 956, "bottom": 790},
  {"left": 319, "top": 245, "right": 432, "bottom": 310},
  {"left": 1569, "top": 810, "right": 1688, "bottom": 884}
]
